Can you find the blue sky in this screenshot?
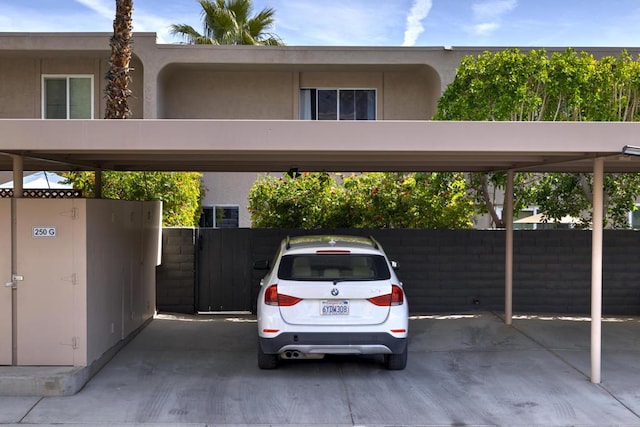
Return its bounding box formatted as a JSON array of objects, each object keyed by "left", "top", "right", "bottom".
[{"left": 1, "top": 0, "right": 640, "bottom": 47}]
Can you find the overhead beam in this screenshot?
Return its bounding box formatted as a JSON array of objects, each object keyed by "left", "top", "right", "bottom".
[{"left": 1, "top": 120, "right": 640, "bottom": 173}]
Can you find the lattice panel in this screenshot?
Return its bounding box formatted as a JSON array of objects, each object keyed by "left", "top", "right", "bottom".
[{"left": 0, "top": 188, "right": 82, "bottom": 198}]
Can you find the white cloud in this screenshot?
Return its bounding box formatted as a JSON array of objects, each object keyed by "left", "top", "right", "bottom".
[
  {"left": 472, "top": 0, "right": 517, "bottom": 21},
  {"left": 469, "top": 0, "right": 517, "bottom": 37},
  {"left": 74, "top": 0, "right": 113, "bottom": 20},
  {"left": 402, "top": 0, "right": 433, "bottom": 46},
  {"left": 272, "top": 1, "right": 403, "bottom": 46},
  {"left": 472, "top": 22, "right": 499, "bottom": 36},
  {"left": 74, "top": 0, "right": 180, "bottom": 43}
]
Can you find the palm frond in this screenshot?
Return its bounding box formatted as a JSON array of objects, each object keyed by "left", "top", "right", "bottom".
[{"left": 174, "top": 0, "right": 284, "bottom": 45}]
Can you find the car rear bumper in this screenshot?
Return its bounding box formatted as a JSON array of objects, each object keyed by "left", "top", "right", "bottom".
[{"left": 259, "top": 332, "right": 407, "bottom": 355}]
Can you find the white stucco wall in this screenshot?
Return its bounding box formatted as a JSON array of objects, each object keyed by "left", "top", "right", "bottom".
[{"left": 86, "top": 199, "right": 160, "bottom": 365}]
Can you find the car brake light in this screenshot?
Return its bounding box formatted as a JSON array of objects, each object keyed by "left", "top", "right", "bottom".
[
  {"left": 264, "top": 285, "right": 302, "bottom": 306},
  {"left": 391, "top": 285, "right": 404, "bottom": 305},
  {"left": 367, "top": 285, "right": 404, "bottom": 306}
]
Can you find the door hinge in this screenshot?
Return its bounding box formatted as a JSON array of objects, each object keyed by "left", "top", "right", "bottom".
[
  {"left": 62, "top": 273, "right": 77, "bottom": 286},
  {"left": 61, "top": 208, "right": 79, "bottom": 220}
]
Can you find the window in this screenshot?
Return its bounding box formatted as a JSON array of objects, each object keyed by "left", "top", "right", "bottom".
[
  {"left": 513, "top": 208, "right": 536, "bottom": 230},
  {"left": 42, "top": 75, "right": 93, "bottom": 119},
  {"left": 278, "top": 254, "right": 391, "bottom": 281},
  {"left": 199, "top": 205, "right": 239, "bottom": 228},
  {"left": 300, "top": 88, "right": 376, "bottom": 120}
]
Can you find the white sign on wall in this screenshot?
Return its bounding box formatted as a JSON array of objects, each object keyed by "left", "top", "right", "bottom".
[{"left": 33, "top": 226, "right": 57, "bottom": 238}]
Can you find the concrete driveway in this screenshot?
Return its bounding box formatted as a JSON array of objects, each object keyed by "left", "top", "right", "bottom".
[{"left": 1, "top": 312, "right": 640, "bottom": 426}]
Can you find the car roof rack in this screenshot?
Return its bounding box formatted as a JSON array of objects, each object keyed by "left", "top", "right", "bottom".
[
  {"left": 368, "top": 235, "right": 380, "bottom": 249},
  {"left": 285, "top": 234, "right": 380, "bottom": 250}
]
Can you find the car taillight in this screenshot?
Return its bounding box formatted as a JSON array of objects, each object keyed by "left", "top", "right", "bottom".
[
  {"left": 264, "top": 285, "right": 302, "bottom": 306},
  {"left": 367, "top": 285, "right": 404, "bottom": 306}
]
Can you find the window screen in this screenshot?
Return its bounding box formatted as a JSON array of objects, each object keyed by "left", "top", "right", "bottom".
[
  {"left": 43, "top": 76, "right": 93, "bottom": 119},
  {"left": 300, "top": 88, "right": 376, "bottom": 120},
  {"left": 199, "top": 206, "right": 239, "bottom": 228}
]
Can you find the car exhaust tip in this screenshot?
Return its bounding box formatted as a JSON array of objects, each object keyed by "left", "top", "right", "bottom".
[{"left": 283, "top": 350, "right": 301, "bottom": 359}]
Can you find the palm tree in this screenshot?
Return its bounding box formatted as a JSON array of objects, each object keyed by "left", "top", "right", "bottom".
[
  {"left": 171, "top": 0, "right": 284, "bottom": 46},
  {"left": 105, "top": 0, "right": 133, "bottom": 119}
]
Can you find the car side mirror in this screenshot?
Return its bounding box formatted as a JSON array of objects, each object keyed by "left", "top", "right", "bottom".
[
  {"left": 391, "top": 261, "right": 399, "bottom": 270},
  {"left": 253, "top": 259, "right": 270, "bottom": 270}
]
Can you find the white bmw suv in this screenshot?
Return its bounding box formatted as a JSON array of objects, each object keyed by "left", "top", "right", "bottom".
[{"left": 255, "top": 235, "right": 408, "bottom": 370}]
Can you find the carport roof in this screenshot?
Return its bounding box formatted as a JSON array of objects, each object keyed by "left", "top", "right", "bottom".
[{"left": 1, "top": 119, "right": 640, "bottom": 173}]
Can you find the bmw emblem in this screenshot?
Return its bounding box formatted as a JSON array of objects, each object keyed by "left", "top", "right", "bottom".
[{"left": 331, "top": 288, "right": 339, "bottom": 296}]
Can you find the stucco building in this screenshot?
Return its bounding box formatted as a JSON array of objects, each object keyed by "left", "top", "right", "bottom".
[{"left": 4, "top": 33, "right": 637, "bottom": 228}]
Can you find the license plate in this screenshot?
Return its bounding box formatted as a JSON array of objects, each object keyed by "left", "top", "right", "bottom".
[{"left": 321, "top": 300, "right": 349, "bottom": 315}]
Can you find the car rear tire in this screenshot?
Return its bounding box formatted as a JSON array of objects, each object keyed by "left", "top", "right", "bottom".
[
  {"left": 258, "top": 343, "right": 278, "bottom": 369},
  {"left": 384, "top": 345, "right": 407, "bottom": 370}
]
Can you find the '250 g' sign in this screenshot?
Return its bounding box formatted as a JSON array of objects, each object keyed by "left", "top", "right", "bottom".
[{"left": 32, "top": 227, "right": 57, "bottom": 238}]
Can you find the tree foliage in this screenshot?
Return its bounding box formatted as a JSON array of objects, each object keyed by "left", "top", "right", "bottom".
[
  {"left": 171, "top": 0, "right": 283, "bottom": 45},
  {"left": 64, "top": 171, "right": 204, "bottom": 227},
  {"left": 435, "top": 48, "right": 640, "bottom": 228},
  {"left": 248, "top": 172, "right": 475, "bottom": 229}
]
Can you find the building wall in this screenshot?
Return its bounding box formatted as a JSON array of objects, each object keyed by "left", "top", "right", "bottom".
[
  {"left": 382, "top": 69, "right": 439, "bottom": 120},
  {"left": 0, "top": 58, "right": 40, "bottom": 118},
  {"left": 200, "top": 172, "right": 258, "bottom": 228},
  {"left": 160, "top": 67, "right": 439, "bottom": 121},
  {"left": 0, "top": 55, "right": 144, "bottom": 119},
  {"left": 161, "top": 68, "right": 294, "bottom": 119}
]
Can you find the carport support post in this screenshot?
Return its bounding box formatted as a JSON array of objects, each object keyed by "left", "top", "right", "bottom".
[
  {"left": 504, "top": 169, "right": 514, "bottom": 325},
  {"left": 591, "top": 157, "right": 604, "bottom": 384},
  {"left": 12, "top": 155, "right": 23, "bottom": 198}
]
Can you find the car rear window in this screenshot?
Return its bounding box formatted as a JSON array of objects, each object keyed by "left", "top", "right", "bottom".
[{"left": 278, "top": 254, "right": 391, "bottom": 281}]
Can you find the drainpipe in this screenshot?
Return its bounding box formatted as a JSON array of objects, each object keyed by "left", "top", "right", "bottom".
[
  {"left": 591, "top": 157, "right": 604, "bottom": 384},
  {"left": 504, "top": 169, "right": 514, "bottom": 325},
  {"left": 11, "top": 155, "right": 23, "bottom": 365}
]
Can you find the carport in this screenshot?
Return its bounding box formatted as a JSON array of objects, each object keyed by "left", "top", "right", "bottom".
[{"left": 2, "top": 118, "right": 640, "bottom": 384}]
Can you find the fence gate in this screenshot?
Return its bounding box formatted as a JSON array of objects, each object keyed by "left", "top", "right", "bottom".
[{"left": 196, "top": 228, "right": 252, "bottom": 313}]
